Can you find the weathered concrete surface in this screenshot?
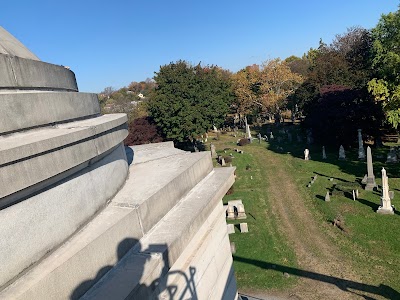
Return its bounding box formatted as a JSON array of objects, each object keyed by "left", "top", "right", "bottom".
[
  {"left": 0, "top": 144, "right": 129, "bottom": 289},
  {"left": 0, "top": 92, "right": 100, "bottom": 134},
  {"left": 129, "top": 141, "right": 186, "bottom": 165},
  {"left": 0, "top": 27, "right": 39, "bottom": 60},
  {"left": 0, "top": 54, "right": 78, "bottom": 91},
  {"left": 82, "top": 167, "right": 236, "bottom": 300},
  {"left": 0, "top": 114, "right": 128, "bottom": 200},
  {"left": 112, "top": 151, "right": 214, "bottom": 234}
]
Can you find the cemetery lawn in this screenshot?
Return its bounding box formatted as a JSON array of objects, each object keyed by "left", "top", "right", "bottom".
[{"left": 212, "top": 125, "right": 400, "bottom": 300}]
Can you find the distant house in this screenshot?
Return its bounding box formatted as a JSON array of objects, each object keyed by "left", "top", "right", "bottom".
[{"left": 138, "top": 93, "right": 145, "bottom": 99}]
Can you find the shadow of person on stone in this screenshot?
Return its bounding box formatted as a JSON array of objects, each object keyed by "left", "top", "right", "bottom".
[
  {"left": 70, "top": 238, "right": 138, "bottom": 299},
  {"left": 234, "top": 256, "right": 400, "bottom": 299},
  {"left": 71, "top": 238, "right": 199, "bottom": 299},
  {"left": 125, "top": 146, "right": 134, "bottom": 166}
]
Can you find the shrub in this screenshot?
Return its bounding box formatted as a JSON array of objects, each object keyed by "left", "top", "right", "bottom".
[{"left": 124, "top": 116, "right": 163, "bottom": 146}]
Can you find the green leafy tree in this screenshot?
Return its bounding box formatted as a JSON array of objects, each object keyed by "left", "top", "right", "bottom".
[
  {"left": 369, "top": 7, "right": 400, "bottom": 128},
  {"left": 148, "top": 61, "right": 233, "bottom": 142}
]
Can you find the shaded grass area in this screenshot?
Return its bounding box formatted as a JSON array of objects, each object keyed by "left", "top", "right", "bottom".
[
  {"left": 209, "top": 123, "right": 400, "bottom": 295},
  {"left": 259, "top": 123, "right": 400, "bottom": 293}
]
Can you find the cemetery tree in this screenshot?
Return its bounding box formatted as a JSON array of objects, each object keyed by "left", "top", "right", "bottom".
[
  {"left": 231, "top": 64, "right": 262, "bottom": 117},
  {"left": 232, "top": 60, "right": 303, "bottom": 119},
  {"left": 368, "top": 8, "right": 400, "bottom": 128},
  {"left": 148, "top": 61, "right": 232, "bottom": 142},
  {"left": 304, "top": 85, "right": 384, "bottom": 146},
  {"left": 260, "top": 58, "right": 304, "bottom": 113}
]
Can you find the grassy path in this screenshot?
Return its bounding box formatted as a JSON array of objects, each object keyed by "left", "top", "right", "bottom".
[
  {"left": 217, "top": 133, "right": 398, "bottom": 299},
  {"left": 250, "top": 147, "right": 367, "bottom": 300}
]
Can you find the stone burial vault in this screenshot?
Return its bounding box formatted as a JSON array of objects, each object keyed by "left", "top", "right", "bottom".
[{"left": 0, "top": 27, "right": 238, "bottom": 300}]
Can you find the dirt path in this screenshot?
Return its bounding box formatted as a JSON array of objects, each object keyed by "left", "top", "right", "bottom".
[{"left": 244, "top": 148, "right": 386, "bottom": 300}]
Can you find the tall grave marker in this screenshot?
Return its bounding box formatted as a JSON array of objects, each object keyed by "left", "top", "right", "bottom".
[
  {"left": 362, "top": 146, "right": 377, "bottom": 191},
  {"left": 377, "top": 168, "right": 394, "bottom": 214},
  {"left": 358, "top": 129, "right": 365, "bottom": 160}
]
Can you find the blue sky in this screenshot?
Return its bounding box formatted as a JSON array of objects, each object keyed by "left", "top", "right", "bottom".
[{"left": 1, "top": 1, "right": 398, "bottom": 93}]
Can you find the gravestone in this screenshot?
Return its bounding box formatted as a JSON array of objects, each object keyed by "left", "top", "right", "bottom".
[
  {"left": 362, "top": 146, "right": 377, "bottom": 191},
  {"left": 226, "top": 205, "right": 235, "bottom": 219},
  {"left": 221, "top": 158, "right": 226, "bottom": 167},
  {"left": 358, "top": 129, "right": 365, "bottom": 160},
  {"left": 377, "top": 168, "right": 394, "bottom": 214},
  {"left": 240, "top": 223, "right": 248, "bottom": 233},
  {"left": 304, "top": 149, "right": 310, "bottom": 160},
  {"left": 270, "top": 132, "right": 274, "bottom": 140},
  {"left": 210, "top": 143, "right": 217, "bottom": 158},
  {"left": 325, "top": 191, "right": 330, "bottom": 202},
  {"left": 257, "top": 133, "right": 262, "bottom": 143},
  {"left": 322, "top": 146, "right": 327, "bottom": 159},
  {"left": 245, "top": 124, "right": 252, "bottom": 140},
  {"left": 338, "top": 145, "right": 346, "bottom": 160},
  {"left": 352, "top": 190, "right": 356, "bottom": 201},
  {"left": 230, "top": 242, "right": 236, "bottom": 254},
  {"left": 227, "top": 224, "right": 235, "bottom": 234},
  {"left": 237, "top": 204, "right": 247, "bottom": 219},
  {"left": 213, "top": 125, "right": 218, "bottom": 132},
  {"left": 386, "top": 147, "right": 398, "bottom": 163}
]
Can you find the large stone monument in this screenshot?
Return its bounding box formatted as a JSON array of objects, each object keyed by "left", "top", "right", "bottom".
[
  {"left": 377, "top": 168, "right": 394, "bottom": 214},
  {"left": 0, "top": 27, "right": 238, "bottom": 300},
  {"left": 362, "top": 146, "right": 377, "bottom": 191}
]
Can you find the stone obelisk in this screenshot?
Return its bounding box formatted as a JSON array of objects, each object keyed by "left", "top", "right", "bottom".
[
  {"left": 362, "top": 146, "right": 377, "bottom": 190},
  {"left": 358, "top": 129, "right": 365, "bottom": 160},
  {"left": 377, "top": 168, "right": 394, "bottom": 214}
]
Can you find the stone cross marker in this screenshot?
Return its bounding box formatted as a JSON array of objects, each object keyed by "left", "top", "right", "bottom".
[
  {"left": 362, "top": 146, "right": 377, "bottom": 191},
  {"left": 358, "top": 129, "right": 365, "bottom": 160},
  {"left": 377, "top": 168, "right": 394, "bottom": 214},
  {"left": 338, "top": 145, "right": 346, "bottom": 160}
]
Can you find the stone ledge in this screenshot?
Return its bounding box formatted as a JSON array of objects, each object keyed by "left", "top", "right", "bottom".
[
  {"left": 0, "top": 92, "right": 100, "bottom": 135},
  {"left": 0, "top": 161, "right": 234, "bottom": 300},
  {"left": 112, "top": 151, "right": 214, "bottom": 234},
  {"left": 0, "top": 114, "right": 128, "bottom": 200},
  {"left": 0, "top": 54, "right": 78, "bottom": 91},
  {"left": 0, "top": 144, "right": 129, "bottom": 290},
  {"left": 83, "top": 167, "right": 235, "bottom": 300},
  {"left": 129, "top": 141, "right": 186, "bottom": 165}
]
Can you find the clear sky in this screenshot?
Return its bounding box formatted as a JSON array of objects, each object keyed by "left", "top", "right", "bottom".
[{"left": 1, "top": 1, "right": 398, "bottom": 93}]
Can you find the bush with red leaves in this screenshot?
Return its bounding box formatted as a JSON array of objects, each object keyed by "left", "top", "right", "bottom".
[{"left": 124, "top": 116, "right": 164, "bottom": 146}]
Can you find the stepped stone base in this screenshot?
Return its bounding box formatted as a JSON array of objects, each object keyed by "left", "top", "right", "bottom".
[{"left": 1, "top": 143, "right": 238, "bottom": 300}]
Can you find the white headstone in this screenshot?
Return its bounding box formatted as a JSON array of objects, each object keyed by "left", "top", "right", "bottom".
[
  {"left": 325, "top": 191, "right": 330, "bottom": 202},
  {"left": 304, "top": 149, "right": 310, "bottom": 160},
  {"left": 377, "top": 168, "right": 394, "bottom": 214},
  {"left": 227, "top": 224, "right": 235, "bottom": 234},
  {"left": 240, "top": 223, "right": 248, "bottom": 233}
]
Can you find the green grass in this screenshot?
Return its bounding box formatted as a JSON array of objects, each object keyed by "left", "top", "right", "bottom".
[
  {"left": 210, "top": 124, "right": 400, "bottom": 294},
  {"left": 212, "top": 136, "right": 298, "bottom": 290}
]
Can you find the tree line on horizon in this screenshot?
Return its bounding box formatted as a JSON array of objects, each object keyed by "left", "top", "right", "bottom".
[{"left": 99, "top": 6, "right": 400, "bottom": 147}]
